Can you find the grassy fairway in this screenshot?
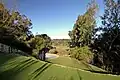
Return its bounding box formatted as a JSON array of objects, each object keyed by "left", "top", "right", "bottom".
[
  {"left": 0, "top": 54, "right": 120, "bottom": 80},
  {"left": 47, "top": 56, "right": 105, "bottom": 72}
]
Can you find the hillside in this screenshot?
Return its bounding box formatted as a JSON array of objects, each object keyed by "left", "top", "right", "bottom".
[
  {"left": 0, "top": 54, "right": 120, "bottom": 80},
  {"left": 47, "top": 56, "right": 105, "bottom": 72}
]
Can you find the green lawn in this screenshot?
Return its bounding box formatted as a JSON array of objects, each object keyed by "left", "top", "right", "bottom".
[
  {"left": 47, "top": 56, "right": 105, "bottom": 72},
  {"left": 0, "top": 54, "right": 120, "bottom": 80}
]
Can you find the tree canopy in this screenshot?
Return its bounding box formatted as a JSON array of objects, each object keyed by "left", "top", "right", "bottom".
[
  {"left": 0, "top": 3, "right": 32, "bottom": 41},
  {"left": 0, "top": 3, "right": 32, "bottom": 53},
  {"left": 91, "top": 0, "right": 120, "bottom": 74},
  {"left": 69, "top": 0, "right": 98, "bottom": 47}
]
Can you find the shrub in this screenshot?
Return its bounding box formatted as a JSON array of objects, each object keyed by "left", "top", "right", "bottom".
[
  {"left": 31, "top": 49, "right": 38, "bottom": 58},
  {"left": 69, "top": 46, "right": 93, "bottom": 63},
  {"left": 49, "top": 49, "right": 58, "bottom": 54}
]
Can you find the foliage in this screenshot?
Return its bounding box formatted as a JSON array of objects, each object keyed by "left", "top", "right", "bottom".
[
  {"left": 68, "top": 0, "right": 98, "bottom": 47},
  {"left": 91, "top": 0, "right": 120, "bottom": 74},
  {"left": 0, "top": 3, "right": 52, "bottom": 58},
  {"left": 52, "top": 39, "right": 70, "bottom": 47},
  {"left": 0, "top": 3, "right": 33, "bottom": 53},
  {"left": 69, "top": 46, "right": 93, "bottom": 63},
  {"left": 49, "top": 49, "right": 58, "bottom": 54},
  {"left": 28, "top": 34, "right": 51, "bottom": 57},
  {"left": 36, "top": 34, "right": 51, "bottom": 47},
  {"left": 0, "top": 3, "right": 32, "bottom": 41}
]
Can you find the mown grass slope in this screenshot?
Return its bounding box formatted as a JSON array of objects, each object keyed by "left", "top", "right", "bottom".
[
  {"left": 0, "top": 54, "right": 120, "bottom": 80},
  {"left": 47, "top": 56, "right": 105, "bottom": 72}
]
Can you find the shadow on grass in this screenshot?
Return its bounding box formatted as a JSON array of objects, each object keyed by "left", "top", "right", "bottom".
[
  {"left": 0, "top": 54, "right": 20, "bottom": 67},
  {"left": 0, "top": 67, "right": 17, "bottom": 80},
  {"left": 77, "top": 70, "right": 82, "bottom": 80},
  {"left": 45, "top": 60, "right": 52, "bottom": 63},
  {"left": 84, "top": 69, "right": 120, "bottom": 75},
  {"left": 0, "top": 56, "right": 52, "bottom": 80},
  {"left": 0, "top": 58, "right": 35, "bottom": 80},
  {"left": 30, "top": 63, "right": 52, "bottom": 79}
]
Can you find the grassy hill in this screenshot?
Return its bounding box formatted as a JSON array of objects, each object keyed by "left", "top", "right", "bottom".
[
  {"left": 47, "top": 56, "right": 105, "bottom": 72},
  {"left": 0, "top": 54, "right": 120, "bottom": 80}
]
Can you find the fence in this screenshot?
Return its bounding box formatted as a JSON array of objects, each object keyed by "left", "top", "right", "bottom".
[{"left": 0, "top": 43, "right": 29, "bottom": 56}]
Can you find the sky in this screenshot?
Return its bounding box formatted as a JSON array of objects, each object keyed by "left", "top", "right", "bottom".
[{"left": 5, "top": 0, "right": 104, "bottom": 39}]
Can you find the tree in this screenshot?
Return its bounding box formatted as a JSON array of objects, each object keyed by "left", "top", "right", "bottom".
[
  {"left": 36, "top": 34, "right": 51, "bottom": 47},
  {"left": 28, "top": 34, "right": 51, "bottom": 58},
  {"left": 29, "top": 36, "right": 44, "bottom": 51},
  {"left": 91, "top": 0, "right": 120, "bottom": 74},
  {"left": 0, "top": 3, "right": 32, "bottom": 42},
  {"left": 0, "top": 3, "right": 33, "bottom": 54},
  {"left": 69, "top": 0, "right": 98, "bottom": 47}
]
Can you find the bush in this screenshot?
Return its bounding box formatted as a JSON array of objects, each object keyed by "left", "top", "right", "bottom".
[
  {"left": 49, "top": 49, "right": 58, "bottom": 54},
  {"left": 69, "top": 46, "right": 93, "bottom": 63},
  {"left": 31, "top": 49, "right": 38, "bottom": 58}
]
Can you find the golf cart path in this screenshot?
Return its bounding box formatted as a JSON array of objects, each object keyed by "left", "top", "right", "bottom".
[{"left": 46, "top": 53, "right": 59, "bottom": 59}]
